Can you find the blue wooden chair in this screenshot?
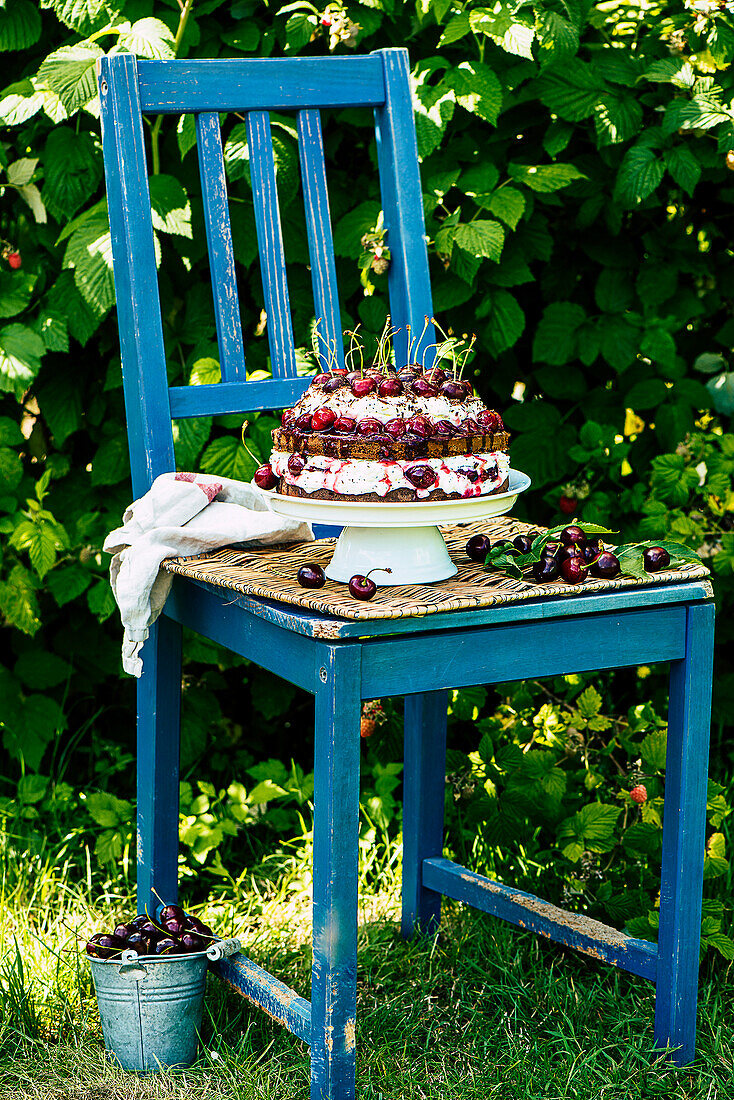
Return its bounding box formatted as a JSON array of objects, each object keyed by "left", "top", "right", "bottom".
[{"left": 98, "top": 49, "right": 714, "bottom": 1098}]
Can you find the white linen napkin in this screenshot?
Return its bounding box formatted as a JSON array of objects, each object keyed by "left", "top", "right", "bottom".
[{"left": 103, "top": 472, "right": 313, "bottom": 677}]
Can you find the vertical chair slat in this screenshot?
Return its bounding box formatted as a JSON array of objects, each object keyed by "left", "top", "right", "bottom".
[
  {"left": 297, "top": 109, "right": 344, "bottom": 369},
  {"left": 195, "top": 112, "right": 247, "bottom": 382},
  {"left": 246, "top": 110, "right": 297, "bottom": 378},
  {"left": 374, "top": 48, "right": 435, "bottom": 368},
  {"left": 98, "top": 55, "right": 174, "bottom": 494}
]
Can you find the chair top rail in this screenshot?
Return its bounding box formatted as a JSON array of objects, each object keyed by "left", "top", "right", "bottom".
[{"left": 135, "top": 56, "right": 386, "bottom": 114}]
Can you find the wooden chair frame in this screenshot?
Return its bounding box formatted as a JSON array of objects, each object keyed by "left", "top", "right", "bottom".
[{"left": 98, "top": 49, "right": 714, "bottom": 1099}]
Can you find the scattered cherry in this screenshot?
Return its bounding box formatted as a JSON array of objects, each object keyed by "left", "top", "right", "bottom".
[
  {"left": 512, "top": 534, "right": 533, "bottom": 555},
  {"left": 254, "top": 463, "right": 277, "bottom": 490},
  {"left": 404, "top": 464, "right": 438, "bottom": 490},
  {"left": 560, "top": 555, "right": 588, "bottom": 584},
  {"left": 591, "top": 551, "right": 621, "bottom": 579},
  {"left": 643, "top": 546, "right": 670, "bottom": 572},
  {"left": 532, "top": 556, "right": 560, "bottom": 582},
  {"left": 493, "top": 539, "right": 519, "bottom": 557},
  {"left": 312, "top": 407, "right": 336, "bottom": 432},
  {"left": 466, "top": 534, "right": 491, "bottom": 562},
  {"left": 288, "top": 453, "right": 305, "bottom": 476},
  {"left": 333, "top": 416, "right": 356, "bottom": 434},
  {"left": 544, "top": 539, "right": 563, "bottom": 560},
  {"left": 348, "top": 567, "right": 392, "bottom": 600},
  {"left": 297, "top": 563, "right": 326, "bottom": 589},
  {"left": 560, "top": 525, "right": 586, "bottom": 547}
]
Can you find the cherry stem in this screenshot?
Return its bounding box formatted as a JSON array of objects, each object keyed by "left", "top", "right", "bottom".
[{"left": 365, "top": 567, "right": 393, "bottom": 581}]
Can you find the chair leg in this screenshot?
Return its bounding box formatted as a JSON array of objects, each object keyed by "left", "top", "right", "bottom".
[
  {"left": 136, "top": 614, "right": 182, "bottom": 916},
  {"left": 401, "top": 691, "right": 448, "bottom": 938},
  {"left": 655, "top": 601, "right": 714, "bottom": 1066},
  {"left": 311, "top": 647, "right": 361, "bottom": 1100}
]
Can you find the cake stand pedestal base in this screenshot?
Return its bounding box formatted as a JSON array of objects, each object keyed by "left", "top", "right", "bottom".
[{"left": 325, "top": 525, "right": 457, "bottom": 585}]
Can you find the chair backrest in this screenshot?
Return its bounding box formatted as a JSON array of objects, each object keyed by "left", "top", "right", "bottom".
[{"left": 98, "top": 50, "right": 435, "bottom": 496}]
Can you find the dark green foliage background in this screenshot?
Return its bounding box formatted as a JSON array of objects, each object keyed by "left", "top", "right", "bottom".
[{"left": 1, "top": 0, "right": 733, "bottom": 945}]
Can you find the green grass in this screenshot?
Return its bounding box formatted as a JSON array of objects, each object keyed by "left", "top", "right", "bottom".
[{"left": 0, "top": 881, "right": 732, "bottom": 1100}]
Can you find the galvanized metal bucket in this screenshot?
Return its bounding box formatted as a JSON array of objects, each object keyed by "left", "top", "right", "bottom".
[{"left": 88, "top": 937, "right": 241, "bottom": 1072}]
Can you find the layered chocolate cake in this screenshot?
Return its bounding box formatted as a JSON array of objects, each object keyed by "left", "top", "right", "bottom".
[{"left": 263, "top": 361, "right": 510, "bottom": 503}]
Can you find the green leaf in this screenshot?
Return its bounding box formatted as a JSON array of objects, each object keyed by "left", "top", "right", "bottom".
[
  {"left": 47, "top": 564, "right": 91, "bottom": 607},
  {"left": 558, "top": 802, "right": 621, "bottom": 860},
  {"left": 0, "top": 448, "right": 22, "bottom": 492},
  {"left": 251, "top": 675, "right": 296, "bottom": 720},
  {"left": 446, "top": 61, "right": 502, "bottom": 126},
  {"left": 38, "top": 44, "right": 103, "bottom": 114},
  {"left": 0, "top": 0, "right": 42, "bottom": 51},
  {"left": 615, "top": 143, "right": 665, "bottom": 206},
  {"left": 641, "top": 729, "right": 667, "bottom": 771},
  {"left": 173, "top": 417, "right": 212, "bottom": 469},
  {"left": 333, "top": 201, "right": 382, "bottom": 259},
  {"left": 43, "top": 128, "right": 102, "bottom": 221},
  {"left": 41, "top": 0, "right": 114, "bottom": 35},
  {"left": 625, "top": 378, "right": 668, "bottom": 410},
  {"left": 221, "top": 20, "right": 261, "bottom": 51},
  {"left": 36, "top": 374, "right": 82, "bottom": 444},
  {"left": 595, "top": 268, "right": 633, "bottom": 313},
  {"left": 481, "top": 289, "right": 525, "bottom": 355},
  {"left": 664, "top": 146, "right": 701, "bottom": 197},
  {"left": 537, "top": 60, "right": 604, "bottom": 122},
  {"left": 118, "top": 17, "right": 176, "bottom": 59},
  {"left": 412, "top": 79, "right": 456, "bottom": 158},
  {"left": 535, "top": 364, "right": 586, "bottom": 400},
  {"left": 86, "top": 791, "right": 132, "bottom": 828},
  {"left": 537, "top": 11, "right": 579, "bottom": 68},
  {"left": 640, "top": 327, "right": 677, "bottom": 369},
  {"left": 45, "top": 270, "right": 101, "bottom": 346},
  {"left": 594, "top": 93, "right": 643, "bottom": 146},
  {"left": 576, "top": 685, "right": 602, "bottom": 719},
  {"left": 200, "top": 436, "right": 256, "bottom": 481},
  {"left": 0, "top": 417, "right": 23, "bottom": 446},
  {"left": 10, "top": 517, "right": 64, "bottom": 578},
  {"left": 33, "top": 310, "right": 69, "bottom": 353},
  {"left": 0, "top": 271, "right": 35, "bottom": 321},
  {"left": 149, "top": 176, "right": 192, "bottom": 238},
  {"left": 532, "top": 302, "right": 586, "bottom": 365},
  {"left": 177, "top": 114, "right": 197, "bottom": 161},
  {"left": 63, "top": 205, "right": 114, "bottom": 316},
  {"left": 454, "top": 220, "right": 504, "bottom": 261},
  {"left": 15, "top": 651, "right": 71, "bottom": 690},
  {"left": 597, "top": 315, "right": 639, "bottom": 373},
  {"left": 284, "top": 11, "right": 317, "bottom": 52},
  {"left": 0, "top": 324, "right": 45, "bottom": 399},
  {"left": 87, "top": 579, "right": 116, "bottom": 621},
  {"left": 17, "top": 774, "right": 49, "bottom": 804},
  {"left": 644, "top": 57, "right": 696, "bottom": 88},
  {"left": 0, "top": 564, "right": 40, "bottom": 635},
  {"left": 509, "top": 163, "right": 585, "bottom": 193},
  {"left": 485, "top": 187, "right": 525, "bottom": 230},
  {"left": 438, "top": 11, "right": 470, "bottom": 45},
  {"left": 91, "top": 437, "right": 129, "bottom": 486},
  {"left": 190, "top": 357, "right": 221, "bottom": 386},
  {"left": 704, "top": 932, "right": 734, "bottom": 960}
]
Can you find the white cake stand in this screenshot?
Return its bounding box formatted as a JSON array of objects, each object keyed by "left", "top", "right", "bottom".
[{"left": 263, "top": 469, "right": 531, "bottom": 585}]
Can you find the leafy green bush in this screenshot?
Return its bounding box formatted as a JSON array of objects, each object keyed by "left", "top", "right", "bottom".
[{"left": 1, "top": 0, "right": 733, "bottom": 941}]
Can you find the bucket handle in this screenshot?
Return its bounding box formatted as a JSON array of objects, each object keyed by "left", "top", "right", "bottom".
[{"left": 206, "top": 937, "right": 242, "bottom": 961}]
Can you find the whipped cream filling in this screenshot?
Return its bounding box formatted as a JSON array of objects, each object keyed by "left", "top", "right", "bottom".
[
  {"left": 293, "top": 387, "right": 487, "bottom": 427},
  {"left": 271, "top": 450, "right": 510, "bottom": 499}
]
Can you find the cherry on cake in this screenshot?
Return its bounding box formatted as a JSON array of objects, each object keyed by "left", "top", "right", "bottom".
[{"left": 262, "top": 358, "right": 510, "bottom": 503}]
